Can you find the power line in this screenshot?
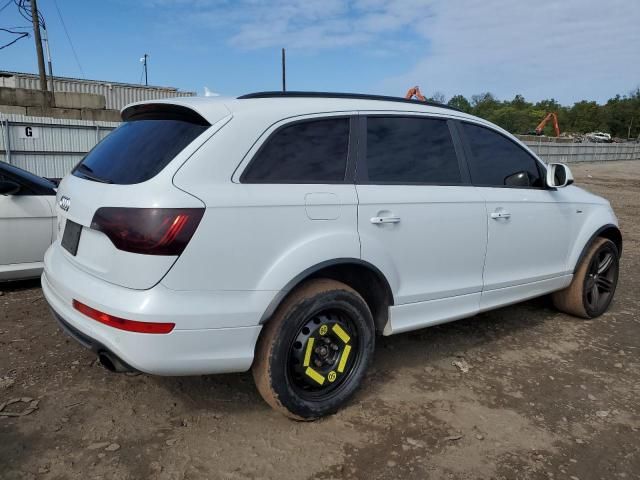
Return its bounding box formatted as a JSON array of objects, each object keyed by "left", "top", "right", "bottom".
[
  {"left": 52, "top": 0, "right": 84, "bottom": 78},
  {"left": 13, "top": 0, "right": 30, "bottom": 22},
  {"left": 1, "top": 0, "right": 29, "bottom": 51},
  {"left": 13, "top": 0, "right": 45, "bottom": 27},
  {"left": 0, "top": 0, "right": 14, "bottom": 14},
  {"left": 0, "top": 27, "right": 29, "bottom": 50}
]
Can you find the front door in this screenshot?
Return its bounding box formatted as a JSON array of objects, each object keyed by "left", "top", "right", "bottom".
[
  {"left": 0, "top": 192, "right": 53, "bottom": 267},
  {"left": 457, "top": 121, "right": 574, "bottom": 308}
]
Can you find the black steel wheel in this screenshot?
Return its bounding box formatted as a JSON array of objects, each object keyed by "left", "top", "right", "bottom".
[
  {"left": 287, "top": 310, "right": 360, "bottom": 400},
  {"left": 252, "top": 279, "right": 374, "bottom": 420}
]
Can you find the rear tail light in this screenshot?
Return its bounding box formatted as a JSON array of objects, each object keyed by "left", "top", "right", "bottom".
[
  {"left": 73, "top": 300, "right": 175, "bottom": 334},
  {"left": 90, "top": 207, "right": 204, "bottom": 256}
]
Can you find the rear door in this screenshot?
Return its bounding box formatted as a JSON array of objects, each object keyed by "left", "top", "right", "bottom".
[
  {"left": 356, "top": 115, "right": 487, "bottom": 316},
  {"left": 172, "top": 114, "right": 361, "bottom": 292},
  {"left": 458, "top": 121, "right": 574, "bottom": 302}
]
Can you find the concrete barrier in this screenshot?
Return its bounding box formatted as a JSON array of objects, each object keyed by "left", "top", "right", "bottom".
[
  {"left": 54, "top": 91, "right": 106, "bottom": 110},
  {"left": 1, "top": 87, "right": 119, "bottom": 123},
  {"left": 0, "top": 105, "right": 27, "bottom": 115},
  {"left": 523, "top": 140, "right": 640, "bottom": 163}
]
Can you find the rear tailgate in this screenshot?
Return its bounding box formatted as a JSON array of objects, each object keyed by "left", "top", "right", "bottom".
[
  {"left": 54, "top": 177, "right": 205, "bottom": 290},
  {"left": 53, "top": 102, "right": 229, "bottom": 290}
]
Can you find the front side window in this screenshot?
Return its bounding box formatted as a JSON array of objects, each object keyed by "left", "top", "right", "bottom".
[
  {"left": 365, "top": 117, "right": 461, "bottom": 184},
  {"left": 242, "top": 118, "right": 350, "bottom": 183},
  {"left": 462, "top": 123, "right": 543, "bottom": 188}
]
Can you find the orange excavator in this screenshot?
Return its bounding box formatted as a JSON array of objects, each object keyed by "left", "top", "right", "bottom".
[
  {"left": 405, "top": 86, "right": 426, "bottom": 101},
  {"left": 534, "top": 112, "right": 561, "bottom": 137}
]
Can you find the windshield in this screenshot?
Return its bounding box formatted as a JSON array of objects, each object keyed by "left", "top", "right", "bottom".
[
  {"left": 72, "top": 118, "right": 209, "bottom": 185},
  {"left": 0, "top": 160, "right": 56, "bottom": 193}
]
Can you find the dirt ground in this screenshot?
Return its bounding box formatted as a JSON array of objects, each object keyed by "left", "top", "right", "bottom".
[{"left": 1, "top": 161, "right": 639, "bottom": 480}]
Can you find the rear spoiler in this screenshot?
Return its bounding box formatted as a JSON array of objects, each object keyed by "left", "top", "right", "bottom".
[{"left": 121, "top": 103, "right": 210, "bottom": 126}]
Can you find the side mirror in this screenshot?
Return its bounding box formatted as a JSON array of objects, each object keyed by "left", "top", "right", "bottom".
[
  {"left": 546, "top": 163, "right": 574, "bottom": 188},
  {"left": 504, "top": 171, "right": 531, "bottom": 187},
  {"left": 0, "top": 180, "right": 20, "bottom": 196}
]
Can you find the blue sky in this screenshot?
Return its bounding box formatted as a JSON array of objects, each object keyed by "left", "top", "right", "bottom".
[{"left": 1, "top": 0, "right": 638, "bottom": 105}]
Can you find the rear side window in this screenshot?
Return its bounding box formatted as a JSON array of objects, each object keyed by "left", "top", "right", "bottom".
[
  {"left": 242, "top": 118, "right": 349, "bottom": 183},
  {"left": 365, "top": 117, "right": 461, "bottom": 184},
  {"left": 73, "top": 116, "right": 209, "bottom": 185},
  {"left": 462, "top": 123, "right": 543, "bottom": 188}
]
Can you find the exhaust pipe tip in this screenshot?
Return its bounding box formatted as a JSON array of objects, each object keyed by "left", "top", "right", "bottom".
[
  {"left": 98, "top": 351, "right": 135, "bottom": 373},
  {"left": 98, "top": 352, "right": 116, "bottom": 372}
]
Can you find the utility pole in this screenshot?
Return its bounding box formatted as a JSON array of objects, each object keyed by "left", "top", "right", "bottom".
[
  {"left": 142, "top": 54, "right": 149, "bottom": 86},
  {"left": 281, "top": 48, "right": 286, "bottom": 92},
  {"left": 41, "top": 24, "right": 55, "bottom": 104},
  {"left": 29, "top": 0, "right": 48, "bottom": 97}
]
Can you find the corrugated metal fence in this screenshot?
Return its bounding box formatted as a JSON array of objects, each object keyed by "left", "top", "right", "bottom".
[
  {"left": 0, "top": 114, "right": 117, "bottom": 177},
  {"left": 1, "top": 113, "right": 639, "bottom": 179}
]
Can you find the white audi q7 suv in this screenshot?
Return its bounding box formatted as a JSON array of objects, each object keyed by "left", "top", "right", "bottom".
[{"left": 43, "top": 92, "right": 622, "bottom": 419}]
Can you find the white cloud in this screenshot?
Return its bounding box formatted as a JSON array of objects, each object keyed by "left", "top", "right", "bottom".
[
  {"left": 147, "top": 0, "right": 640, "bottom": 102},
  {"left": 177, "top": 0, "right": 433, "bottom": 50},
  {"left": 379, "top": 0, "right": 640, "bottom": 103}
]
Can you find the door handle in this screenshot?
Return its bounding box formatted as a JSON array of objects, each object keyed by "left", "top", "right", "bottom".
[
  {"left": 371, "top": 216, "right": 401, "bottom": 224},
  {"left": 490, "top": 211, "right": 511, "bottom": 220}
]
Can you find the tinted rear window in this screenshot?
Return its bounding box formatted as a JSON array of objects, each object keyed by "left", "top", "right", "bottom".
[
  {"left": 365, "top": 117, "right": 461, "bottom": 184},
  {"left": 242, "top": 118, "right": 349, "bottom": 183},
  {"left": 72, "top": 118, "right": 208, "bottom": 185}
]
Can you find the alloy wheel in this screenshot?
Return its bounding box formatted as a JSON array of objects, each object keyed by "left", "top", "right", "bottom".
[{"left": 584, "top": 246, "right": 617, "bottom": 311}]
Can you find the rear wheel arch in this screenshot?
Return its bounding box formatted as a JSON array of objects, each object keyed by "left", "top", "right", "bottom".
[
  {"left": 573, "top": 224, "right": 622, "bottom": 273},
  {"left": 260, "top": 259, "right": 394, "bottom": 334}
]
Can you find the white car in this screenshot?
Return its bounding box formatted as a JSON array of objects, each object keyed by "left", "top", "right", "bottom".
[
  {"left": 587, "top": 132, "right": 613, "bottom": 143},
  {"left": 0, "top": 161, "right": 57, "bottom": 281},
  {"left": 42, "top": 92, "right": 622, "bottom": 419}
]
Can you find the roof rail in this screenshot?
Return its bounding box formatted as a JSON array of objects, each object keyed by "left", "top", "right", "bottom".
[{"left": 237, "top": 91, "right": 461, "bottom": 112}]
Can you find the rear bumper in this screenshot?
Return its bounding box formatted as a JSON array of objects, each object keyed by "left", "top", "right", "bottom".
[
  {"left": 49, "top": 306, "right": 137, "bottom": 372},
  {"left": 42, "top": 245, "right": 266, "bottom": 375}
]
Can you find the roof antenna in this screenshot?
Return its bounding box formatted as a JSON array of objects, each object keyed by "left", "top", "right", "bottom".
[{"left": 281, "top": 48, "right": 286, "bottom": 92}]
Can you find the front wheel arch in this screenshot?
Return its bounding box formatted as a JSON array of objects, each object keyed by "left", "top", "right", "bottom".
[{"left": 573, "top": 224, "right": 622, "bottom": 273}]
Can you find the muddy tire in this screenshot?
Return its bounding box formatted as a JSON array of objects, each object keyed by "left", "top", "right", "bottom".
[
  {"left": 552, "top": 237, "right": 619, "bottom": 318},
  {"left": 252, "top": 278, "right": 375, "bottom": 420}
]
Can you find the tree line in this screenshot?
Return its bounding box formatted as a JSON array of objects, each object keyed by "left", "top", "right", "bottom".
[{"left": 431, "top": 88, "right": 640, "bottom": 139}]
